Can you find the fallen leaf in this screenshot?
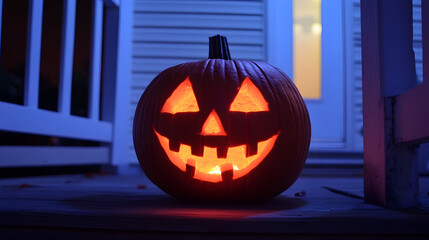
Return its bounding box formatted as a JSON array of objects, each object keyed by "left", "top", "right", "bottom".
[
  {"left": 97, "top": 170, "right": 108, "bottom": 176},
  {"left": 84, "top": 173, "right": 95, "bottom": 178},
  {"left": 137, "top": 184, "right": 147, "bottom": 189},
  {"left": 294, "top": 190, "right": 306, "bottom": 197},
  {"left": 17, "top": 183, "right": 34, "bottom": 189}
]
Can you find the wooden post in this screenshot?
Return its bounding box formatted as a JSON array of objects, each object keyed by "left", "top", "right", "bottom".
[{"left": 361, "top": 0, "right": 419, "bottom": 208}]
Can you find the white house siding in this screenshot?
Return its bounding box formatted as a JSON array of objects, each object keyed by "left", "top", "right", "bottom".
[
  {"left": 412, "top": 0, "right": 423, "bottom": 83},
  {"left": 351, "top": 0, "right": 364, "bottom": 151}
]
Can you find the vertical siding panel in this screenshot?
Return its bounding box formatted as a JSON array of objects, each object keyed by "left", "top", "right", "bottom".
[
  {"left": 58, "top": 0, "right": 76, "bottom": 114},
  {"left": 24, "top": 0, "right": 44, "bottom": 109},
  {"left": 88, "top": 0, "right": 104, "bottom": 120},
  {"left": 413, "top": 0, "right": 423, "bottom": 83},
  {"left": 352, "top": 0, "right": 363, "bottom": 150}
]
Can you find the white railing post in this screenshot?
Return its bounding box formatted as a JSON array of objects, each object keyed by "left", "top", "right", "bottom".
[
  {"left": 24, "top": 0, "right": 44, "bottom": 109},
  {"left": 101, "top": 1, "right": 132, "bottom": 166},
  {"left": 58, "top": 0, "right": 76, "bottom": 114},
  {"left": 88, "top": 0, "right": 104, "bottom": 120},
  {"left": 111, "top": 0, "right": 132, "bottom": 166}
]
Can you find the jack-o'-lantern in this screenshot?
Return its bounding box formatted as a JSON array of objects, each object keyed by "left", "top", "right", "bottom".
[{"left": 133, "top": 35, "right": 311, "bottom": 202}]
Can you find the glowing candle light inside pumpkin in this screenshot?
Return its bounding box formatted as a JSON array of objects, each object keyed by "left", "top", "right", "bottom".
[
  {"left": 154, "top": 76, "right": 279, "bottom": 183},
  {"left": 201, "top": 110, "right": 226, "bottom": 136}
]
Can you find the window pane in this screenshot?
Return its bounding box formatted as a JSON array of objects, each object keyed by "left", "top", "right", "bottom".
[{"left": 293, "top": 0, "right": 321, "bottom": 99}]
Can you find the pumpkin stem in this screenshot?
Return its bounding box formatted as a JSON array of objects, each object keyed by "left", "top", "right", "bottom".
[{"left": 209, "top": 35, "right": 231, "bottom": 60}]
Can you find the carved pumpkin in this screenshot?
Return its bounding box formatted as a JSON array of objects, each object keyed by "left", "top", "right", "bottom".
[{"left": 133, "top": 35, "right": 311, "bottom": 202}]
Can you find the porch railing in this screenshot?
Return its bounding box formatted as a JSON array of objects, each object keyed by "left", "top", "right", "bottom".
[{"left": 0, "top": 0, "right": 132, "bottom": 167}]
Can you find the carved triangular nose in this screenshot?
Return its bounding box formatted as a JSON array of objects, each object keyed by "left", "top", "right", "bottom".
[{"left": 201, "top": 110, "right": 226, "bottom": 136}]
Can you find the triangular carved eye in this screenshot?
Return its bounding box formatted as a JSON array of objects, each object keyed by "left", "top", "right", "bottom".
[
  {"left": 161, "top": 76, "right": 199, "bottom": 114},
  {"left": 230, "top": 77, "right": 269, "bottom": 112}
]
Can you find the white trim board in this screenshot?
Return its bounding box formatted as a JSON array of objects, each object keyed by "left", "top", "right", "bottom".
[
  {"left": 0, "top": 146, "right": 109, "bottom": 167},
  {"left": 0, "top": 102, "right": 112, "bottom": 142}
]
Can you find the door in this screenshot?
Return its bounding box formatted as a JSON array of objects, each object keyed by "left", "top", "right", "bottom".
[{"left": 267, "top": 0, "right": 345, "bottom": 150}]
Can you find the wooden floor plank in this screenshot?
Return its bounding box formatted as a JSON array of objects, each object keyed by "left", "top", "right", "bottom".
[{"left": 1, "top": 170, "right": 428, "bottom": 239}]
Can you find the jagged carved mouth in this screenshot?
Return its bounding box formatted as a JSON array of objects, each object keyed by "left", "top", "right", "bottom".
[{"left": 154, "top": 129, "right": 279, "bottom": 183}]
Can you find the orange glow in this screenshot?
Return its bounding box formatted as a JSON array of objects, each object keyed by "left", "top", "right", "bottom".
[
  {"left": 161, "top": 77, "right": 199, "bottom": 114},
  {"left": 230, "top": 77, "right": 269, "bottom": 112},
  {"left": 154, "top": 129, "right": 279, "bottom": 183},
  {"left": 201, "top": 110, "right": 226, "bottom": 136}
]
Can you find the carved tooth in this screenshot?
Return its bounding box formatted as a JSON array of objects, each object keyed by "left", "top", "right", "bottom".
[
  {"left": 186, "top": 159, "right": 196, "bottom": 177},
  {"left": 169, "top": 139, "right": 181, "bottom": 152},
  {"left": 221, "top": 163, "right": 233, "bottom": 182},
  {"left": 246, "top": 142, "right": 258, "bottom": 157},
  {"left": 191, "top": 142, "right": 203, "bottom": 157},
  {"left": 216, "top": 145, "right": 228, "bottom": 158}
]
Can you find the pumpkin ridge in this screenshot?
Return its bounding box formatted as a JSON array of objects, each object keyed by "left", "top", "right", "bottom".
[{"left": 250, "top": 60, "right": 310, "bottom": 192}]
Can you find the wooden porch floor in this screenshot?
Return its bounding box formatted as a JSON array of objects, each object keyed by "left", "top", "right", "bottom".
[{"left": 1, "top": 167, "right": 428, "bottom": 239}]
